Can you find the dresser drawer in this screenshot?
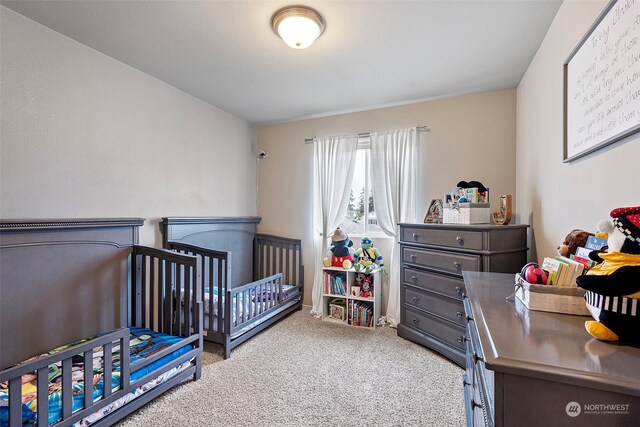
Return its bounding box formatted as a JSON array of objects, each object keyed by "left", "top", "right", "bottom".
[
  {"left": 401, "top": 226, "right": 483, "bottom": 250},
  {"left": 403, "top": 285, "right": 466, "bottom": 327},
  {"left": 402, "top": 247, "right": 481, "bottom": 275},
  {"left": 403, "top": 268, "right": 465, "bottom": 300},
  {"left": 402, "top": 306, "right": 466, "bottom": 352}
]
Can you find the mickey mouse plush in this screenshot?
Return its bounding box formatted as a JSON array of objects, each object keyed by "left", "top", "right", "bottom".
[
  {"left": 322, "top": 228, "right": 355, "bottom": 269},
  {"left": 576, "top": 206, "right": 640, "bottom": 343}
]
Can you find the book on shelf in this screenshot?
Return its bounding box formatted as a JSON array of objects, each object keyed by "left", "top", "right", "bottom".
[
  {"left": 348, "top": 300, "right": 374, "bottom": 327},
  {"left": 324, "top": 271, "right": 347, "bottom": 295}
]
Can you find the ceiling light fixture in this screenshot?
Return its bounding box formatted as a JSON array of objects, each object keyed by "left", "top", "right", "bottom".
[{"left": 271, "top": 5, "right": 325, "bottom": 49}]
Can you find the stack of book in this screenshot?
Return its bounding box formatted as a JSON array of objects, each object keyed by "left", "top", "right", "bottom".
[
  {"left": 349, "top": 300, "right": 374, "bottom": 327},
  {"left": 541, "top": 256, "right": 586, "bottom": 287},
  {"left": 324, "top": 272, "right": 347, "bottom": 295},
  {"left": 570, "top": 235, "right": 607, "bottom": 269}
]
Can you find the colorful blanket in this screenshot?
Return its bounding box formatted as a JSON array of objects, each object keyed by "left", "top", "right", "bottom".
[{"left": 0, "top": 327, "right": 192, "bottom": 426}]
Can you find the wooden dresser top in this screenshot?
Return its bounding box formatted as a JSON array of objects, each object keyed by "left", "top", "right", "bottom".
[{"left": 464, "top": 271, "right": 640, "bottom": 397}]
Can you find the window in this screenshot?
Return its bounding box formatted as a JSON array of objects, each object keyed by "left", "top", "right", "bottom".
[{"left": 340, "top": 145, "right": 383, "bottom": 236}]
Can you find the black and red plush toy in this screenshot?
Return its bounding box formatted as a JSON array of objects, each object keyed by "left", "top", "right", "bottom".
[{"left": 576, "top": 206, "right": 640, "bottom": 343}]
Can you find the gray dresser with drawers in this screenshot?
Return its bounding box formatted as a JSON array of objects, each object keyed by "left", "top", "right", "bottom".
[{"left": 398, "top": 223, "right": 528, "bottom": 367}]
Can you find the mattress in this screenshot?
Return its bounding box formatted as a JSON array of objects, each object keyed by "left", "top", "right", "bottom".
[
  {"left": 183, "top": 284, "right": 295, "bottom": 316},
  {"left": 0, "top": 327, "right": 193, "bottom": 427}
]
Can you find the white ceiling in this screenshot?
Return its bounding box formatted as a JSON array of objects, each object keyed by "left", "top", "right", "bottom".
[{"left": 2, "top": 0, "right": 562, "bottom": 125}]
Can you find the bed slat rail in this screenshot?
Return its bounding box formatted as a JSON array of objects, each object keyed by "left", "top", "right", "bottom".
[
  {"left": 1, "top": 328, "right": 130, "bottom": 427},
  {"left": 167, "top": 242, "right": 231, "bottom": 337},
  {"left": 228, "top": 274, "right": 286, "bottom": 336},
  {"left": 131, "top": 246, "right": 202, "bottom": 339}
]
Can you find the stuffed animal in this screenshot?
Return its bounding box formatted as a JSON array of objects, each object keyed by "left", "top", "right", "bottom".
[
  {"left": 353, "top": 236, "right": 386, "bottom": 274},
  {"left": 322, "top": 228, "right": 354, "bottom": 269},
  {"left": 359, "top": 275, "right": 373, "bottom": 298},
  {"left": 557, "top": 229, "right": 594, "bottom": 257},
  {"left": 576, "top": 206, "right": 640, "bottom": 343}
]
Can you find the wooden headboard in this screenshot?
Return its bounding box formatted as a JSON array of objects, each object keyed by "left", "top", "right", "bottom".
[
  {"left": 0, "top": 218, "right": 143, "bottom": 370},
  {"left": 161, "top": 217, "right": 260, "bottom": 287}
]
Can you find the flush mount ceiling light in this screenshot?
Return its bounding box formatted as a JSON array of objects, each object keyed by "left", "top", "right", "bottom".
[{"left": 271, "top": 5, "right": 325, "bottom": 49}]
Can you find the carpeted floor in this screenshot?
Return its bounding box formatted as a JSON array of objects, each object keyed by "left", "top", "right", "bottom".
[{"left": 116, "top": 309, "right": 465, "bottom": 427}]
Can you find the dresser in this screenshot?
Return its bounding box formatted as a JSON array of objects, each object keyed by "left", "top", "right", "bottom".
[
  {"left": 463, "top": 271, "right": 640, "bottom": 426},
  {"left": 397, "top": 223, "right": 528, "bottom": 367}
]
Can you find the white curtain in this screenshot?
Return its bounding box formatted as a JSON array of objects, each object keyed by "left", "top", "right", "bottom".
[
  {"left": 311, "top": 135, "right": 359, "bottom": 316},
  {"left": 370, "top": 128, "right": 418, "bottom": 327}
]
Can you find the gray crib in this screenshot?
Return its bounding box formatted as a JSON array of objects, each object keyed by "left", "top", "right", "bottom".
[
  {"left": 161, "top": 217, "right": 303, "bottom": 358},
  {"left": 0, "top": 219, "right": 202, "bottom": 427}
]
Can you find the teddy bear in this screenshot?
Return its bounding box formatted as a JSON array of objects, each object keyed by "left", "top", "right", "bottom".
[
  {"left": 353, "top": 236, "right": 386, "bottom": 274},
  {"left": 322, "top": 228, "right": 355, "bottom": 269},
  {"left": 557, "top": 229, "right": 594, "bottom": 257},
  {"left": 576, "top": 206, "right": 640, "bottom": 343}
]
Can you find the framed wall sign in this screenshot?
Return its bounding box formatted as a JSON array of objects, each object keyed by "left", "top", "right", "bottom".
[
  {"left": 424, "top": 199, "right": 443, "bottom": 224},
  {"left": 563, "top": 0, "right": 640, "bottom": 162}
]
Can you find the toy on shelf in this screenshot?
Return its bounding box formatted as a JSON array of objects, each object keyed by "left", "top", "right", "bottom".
[
  {"left": 353, "top": 236, "right": 386, "bottom": 274},
  {"left": 355, "top": 273, "right": 374, "bottom": 298},
  {"left": 576, "top": 206, "right": 640, "bottom": 343},
  {"left": 323, "top": 228, "right": 355, "bottom": 269}
]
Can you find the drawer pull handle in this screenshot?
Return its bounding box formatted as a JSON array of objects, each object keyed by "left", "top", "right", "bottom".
[
  {"left": 410, "top": 254, "right": 417, "bottom": 261},
  {"left": 412, "top": 318, "right": 420, "bottom": 325},
  {"left": 412, "top": 296, "right": 419, "bottom": 303},
  {"left": 411, "top": 275, "right": 418, "bottom": 282},
  {"left": 453, "top": 261, "right": 462, "bottom": 272},
  {"left": 412, "top": 232, "right": 420, "bottom": 240},
  {"left": 456, "top": 311, "right": 463, "bottom": 318},
  {"left": 455, "top": 286, "right": 462, "bottom": 295},
  {"left": 456, "top": 336, "right": 464, "bottom": 343},
  {"left": 456, "top": 236, "right": 464, "bottom": 246}
]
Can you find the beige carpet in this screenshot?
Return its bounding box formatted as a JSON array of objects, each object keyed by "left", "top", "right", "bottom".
[{"left": 117, "top": 309, "right": 465, "bottom": 427}]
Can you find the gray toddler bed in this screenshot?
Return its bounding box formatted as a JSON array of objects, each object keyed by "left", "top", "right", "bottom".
[
  {"left": 0, "top": 218, "right": 202, "bottom": 427},
  {"left": 161, "top": 217, "right": 303, "bottom": 358}
]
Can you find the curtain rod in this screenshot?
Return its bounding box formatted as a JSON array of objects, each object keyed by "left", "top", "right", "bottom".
[{"left": 304, "top": 126, "right": 430, "bottom": 144}]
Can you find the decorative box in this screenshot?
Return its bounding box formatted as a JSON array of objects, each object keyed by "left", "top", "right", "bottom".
[
  {"left": 443, "top": 202, "right": 490, "bottom": 224},
  {"left": 514, "top": 274, "right": 590, "bottom": 316},
  {"left": 329, "top": 299, "right": 346, "bottom": 321}
]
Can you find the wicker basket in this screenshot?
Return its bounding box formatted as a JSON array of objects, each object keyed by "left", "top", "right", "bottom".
[
  {"left": 514, "top": 274, "right": 590, "bottom": 316},
  {"left": 443, "top": 202, "right": 490, "bottom": 224}
]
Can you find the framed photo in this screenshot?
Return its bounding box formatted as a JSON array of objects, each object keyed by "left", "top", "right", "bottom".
[
  {"left": 563, "top": 0, "right": 640, "bottom": 162},
  {"left": 350, "top": 286, "right": 360, "bottom": 297},
  {"left": 424, "top": 199, "right": 443, "bottom": 224}
]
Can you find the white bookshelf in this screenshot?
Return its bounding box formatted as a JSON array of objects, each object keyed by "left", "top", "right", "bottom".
[{"left": 321, "top": 266, "right": 381, "bottom": 328}]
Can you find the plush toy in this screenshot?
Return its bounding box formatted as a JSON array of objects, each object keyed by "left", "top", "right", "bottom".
[
  {"left": 353, "top": 236, "right": 386, "bottom": 274},
  {"left": 557, "top": 229, "right": 594, "bottom": 257},
  {"left": 359, "top": 275, "right": 373, "bottom": 298},
  {"left": 322, "top": 228, "right": 354, "bottom": 269},
  {"left": 576, "top": 206, "right": 640, "bottom": 343}
]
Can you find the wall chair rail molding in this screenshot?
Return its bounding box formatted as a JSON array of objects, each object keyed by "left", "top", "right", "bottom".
[{"left": 563, "top": 0, "right": 640, "bottom": 162}]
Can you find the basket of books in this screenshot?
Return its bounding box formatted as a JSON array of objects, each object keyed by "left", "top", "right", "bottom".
[
  {"left": 514, "top": 273, "right": 590, "bottom": 316},
  {"left": 329, "top": 298, "right": 346, "bottom": 321}
]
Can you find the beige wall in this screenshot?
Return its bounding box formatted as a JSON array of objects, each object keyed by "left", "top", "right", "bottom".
[
  {"left": 516, "top": 0, "right": 640, "bottom": 262},
  {"left": 257, "top": 89, "right": 517, "bottom": 307},
  {"left": 0, "top": 8, "right": 257, "bottom": 246}
]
